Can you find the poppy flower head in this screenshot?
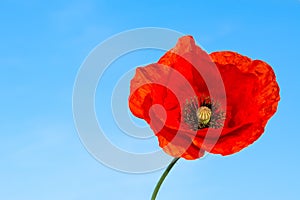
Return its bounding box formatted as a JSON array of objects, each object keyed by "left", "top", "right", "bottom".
[{"left": 129, "top": 35, "right": 280, "bottom": 160}]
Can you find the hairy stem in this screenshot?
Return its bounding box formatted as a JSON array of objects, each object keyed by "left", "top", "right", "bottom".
[{"left": 151, "top": 157, "right": 180, "bottom": 200}]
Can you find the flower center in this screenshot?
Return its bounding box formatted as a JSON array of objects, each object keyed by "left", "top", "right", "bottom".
[
  {"left": 183, "top": 96, "right": 225, "bottom": 131},
  {"left": 197, "top": 106, "right": 212, "bottom": 126}
]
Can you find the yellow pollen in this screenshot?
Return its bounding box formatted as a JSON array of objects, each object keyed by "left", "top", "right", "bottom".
[{"left": 197, "top": 106, "right": 212, "bottom": 125}]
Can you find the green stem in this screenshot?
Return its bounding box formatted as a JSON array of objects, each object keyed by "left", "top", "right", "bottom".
[{"left": 151, "top": 157, "right": 180, "bottom": 200}]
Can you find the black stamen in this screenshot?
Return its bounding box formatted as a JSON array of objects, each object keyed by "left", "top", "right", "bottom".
[{"left": 183, "top": 96, "right": 225, "bottom": 130}]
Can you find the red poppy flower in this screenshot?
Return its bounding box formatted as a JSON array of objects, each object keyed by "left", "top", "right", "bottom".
[{"left": 129, "top": 35, "right": 280, "bottom": 160}]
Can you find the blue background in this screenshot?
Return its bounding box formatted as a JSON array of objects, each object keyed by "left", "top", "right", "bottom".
[{"left": 1, "top": 0, "right": 299, "bottom": 199}]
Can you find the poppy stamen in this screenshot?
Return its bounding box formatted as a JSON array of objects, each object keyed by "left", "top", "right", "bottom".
[{"left": 183, "top": 96, "right": 225, "bottom": 131}]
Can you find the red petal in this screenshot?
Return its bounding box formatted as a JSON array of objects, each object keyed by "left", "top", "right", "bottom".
[{"left": 205, "top": 51, "right": 280, "bottom": 155}]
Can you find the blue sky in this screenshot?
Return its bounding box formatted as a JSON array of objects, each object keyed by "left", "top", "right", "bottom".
[{"left": 1, "top": 0, "right": 300, "bottom": 199}]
